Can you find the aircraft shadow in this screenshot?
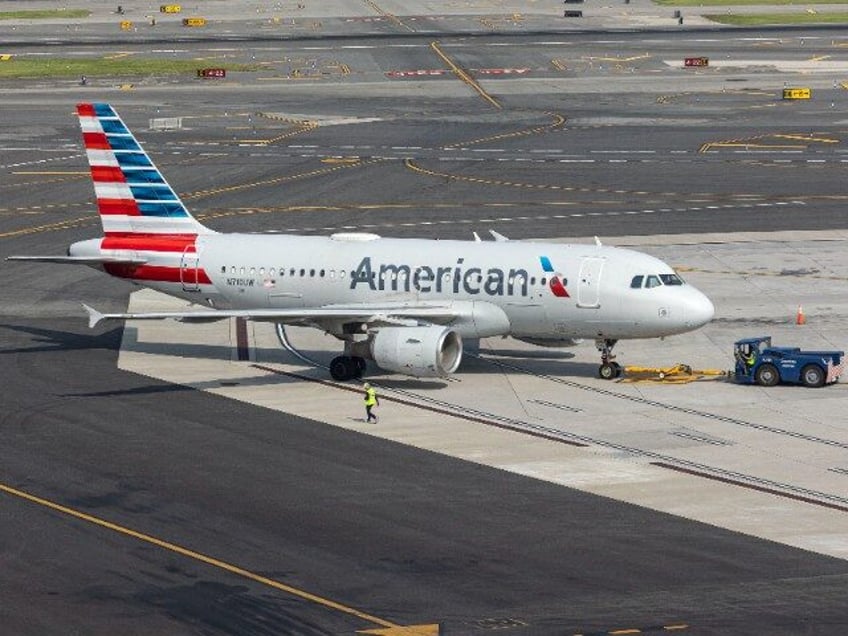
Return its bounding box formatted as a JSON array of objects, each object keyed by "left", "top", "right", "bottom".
[
  {"left": 464, "top": 353, "right": 601, "bottom": 379},
  {"left": 475, "top": 347, "right": 576, "bottom": 360},
  {"left": 1, "top": 323, "right": 602, "bottom": 388},
  {"left": 361, "top": 377, "right": 452, "bottom": 390},
  {"left": 0, "top": 323, "right": 124, "bottom": 354},
  {"left": 62, "top": 372, "right": 300, "bottom": 398},
  {"left": 119, "top": 327, "right": 296, "bottom": 363},
  {"left": 282, "top": 346, "right": 600, "bottom": 382},
  {"left": 60, "top": 383, "right": 193, "bottom": 398}
]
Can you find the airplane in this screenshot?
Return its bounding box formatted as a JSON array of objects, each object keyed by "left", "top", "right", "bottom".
[{"left": 8, "top": 103, "right": 715, "bottom": 381}]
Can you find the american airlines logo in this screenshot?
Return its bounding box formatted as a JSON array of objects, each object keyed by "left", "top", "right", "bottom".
[
  {"left": 350, "top": 256, "right": 532, "bottom": 297},
  {"left": 540, "top": 256, "right": 569, "bottom": 298},
  {"left": 349, "top": 256, "right": 569, "bottom": 298}
]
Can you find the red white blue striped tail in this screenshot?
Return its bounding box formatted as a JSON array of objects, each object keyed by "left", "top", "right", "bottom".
[{"left": 77, "top": 102, "right": 212, "bottom": 237}]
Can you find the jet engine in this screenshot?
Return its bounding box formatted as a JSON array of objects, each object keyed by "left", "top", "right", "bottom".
[{"left": 370, "top": 326, "right": 463, "bottom": 377}]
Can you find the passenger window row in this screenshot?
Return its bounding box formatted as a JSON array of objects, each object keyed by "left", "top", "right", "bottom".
[
  {"left": 221, "top": 265, "right": 346, "bottom": 279},
  {"left": 219, "top": 265, "right": 551, "bottom": 287}
]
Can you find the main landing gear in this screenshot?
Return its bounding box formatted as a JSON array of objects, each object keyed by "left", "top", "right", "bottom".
[
  {"left": 329, "top": 355, "right": 367, "bottom": 381},
  {"left": 596, "top": 338, "right": 622, "bottom": 380}
]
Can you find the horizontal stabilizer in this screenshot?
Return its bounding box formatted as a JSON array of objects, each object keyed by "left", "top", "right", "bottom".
[
  {"left": 82, "top": 303, "right": 105, "bottom": 329},
  {"left": 83, "top": 303, "right": 231, "bottom": 328},
  {"left": 7, "top": 255, "right": 148, "bottom": 265}
]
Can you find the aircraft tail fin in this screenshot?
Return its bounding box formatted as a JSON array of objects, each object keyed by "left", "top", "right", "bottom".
[{"left": 77, "top": 103, "right": 213, "bottom": 237}]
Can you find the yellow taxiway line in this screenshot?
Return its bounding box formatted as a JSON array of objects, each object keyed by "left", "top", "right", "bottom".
[
  {"left": 0, "top": 482, "right": 436, "bottom": 635},
  {"left": 364, "top": 0, "right": 415, "bottom": 32},
  {"left": 772, "top": 134, "right": 839, "bottom": 143},
  {"left": 430, "top": 41, "right": 501, "bottom": 110}
]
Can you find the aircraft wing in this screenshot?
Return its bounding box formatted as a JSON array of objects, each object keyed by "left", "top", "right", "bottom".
[{"left": 82, "top": 302, "right": 464, "bottom": 330}]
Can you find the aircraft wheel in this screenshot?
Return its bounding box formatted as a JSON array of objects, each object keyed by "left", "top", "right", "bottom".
[
  {"left": 599, "top": 363, "right": 617, "bottom": 380},
  {"left": 330, "top": 356, "right": 355, "bottom": 381},
  {"left": 754, "top": 363, "right": 780, "bottom": 387},
  {"left": 612, "top": 361, "right": 623, "bottom": 378},
  {"left": 354, "top": 357, "right": 367, "bottom": 373},
  {"left": 801, "top": 364, "right": 825, "bottom": 388}
]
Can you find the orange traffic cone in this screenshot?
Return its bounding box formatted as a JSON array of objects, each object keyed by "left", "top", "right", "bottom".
[{"left": 796, "top": 305, "right": 806, "bottom": 325}]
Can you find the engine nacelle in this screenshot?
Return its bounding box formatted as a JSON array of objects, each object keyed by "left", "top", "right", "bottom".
[{"left": 371, "top": 326, "right": 463, "bottom": 377}]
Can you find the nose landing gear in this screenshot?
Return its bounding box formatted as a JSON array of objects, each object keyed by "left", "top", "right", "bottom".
[{"left": 596, "top": 338, "right": 622, "bottom": 380}]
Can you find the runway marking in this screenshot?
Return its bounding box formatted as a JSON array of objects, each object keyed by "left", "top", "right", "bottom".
[
  {"left": 363, "top": 0, "right": 416, "bottom": 33},
  {"left": 215, "top": 199, "right": 805, "bottom": 234},
  {"left": 773, "top": 134, "right": 839, "bottom": 143},
  {"left": 429, "top": 41, "right": 501, "bottom": 110},
  {"left": 0, "top": 176, "right": 88, "bottom": 194},
  {"left": 442, "top": 112, "right": 565, "bottom": 149},
  {"left": 0, "top": 482, "right": 434, "bottom": 634},
  {"left": 700, "top": 130, "right": 845, "bottom": 153},
  {"left": 11, "top": 170, "right": 88, "bottom": 175},
  {"left": 574, "top": 626, "right": 689, "bottom": 635},
  {"left": 240, "top": 114, "right": 319, "bottom": 145},
  {"left": 0, "top": 153, "right": 86, "bottom": 170},
  {"left": 701, "top": 143, "right": 806, "bottom": 151},
  {"left": 404, "top": 158, "right": 686, "bottom": 197},
  {"left": 0, "top": 216, "right": 94, "bottom": 238},
  {"left": 185, "top": 158, "right": 383, "bottom": 201},
  {"left": 582, "top": 53, "right": 651, "bottom": 63}
]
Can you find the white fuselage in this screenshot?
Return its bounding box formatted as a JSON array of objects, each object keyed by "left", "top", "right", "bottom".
[
  {"left": 117, "top": 232, "right": 714, "bottom": 341},
  {"left": 20, "top": 102, "right": 716, "bottom": 381}
]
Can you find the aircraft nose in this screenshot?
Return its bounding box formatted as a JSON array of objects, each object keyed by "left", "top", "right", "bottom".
[{"left": 686, "top": 289, "right": 715, "bottom": 327}]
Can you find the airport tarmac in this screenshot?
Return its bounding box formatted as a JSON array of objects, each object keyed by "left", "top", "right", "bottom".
[{"left": 3, "top": 3, "right": 848, "bottom": 634}]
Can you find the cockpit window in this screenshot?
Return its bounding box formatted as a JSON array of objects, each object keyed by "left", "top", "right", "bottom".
[
  {"left": 660, "top": 273, "right": 684, "bottom": 286},
  {"left": 630, "top": 275, "right": 644, "bottom": 289},
  {"left": 645, "top": 275, "right": 662, "bottom": 288}
]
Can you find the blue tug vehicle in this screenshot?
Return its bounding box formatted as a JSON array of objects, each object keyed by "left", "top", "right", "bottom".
[{"left": 733, "top": 336, "right": 844, "bottom": 387}]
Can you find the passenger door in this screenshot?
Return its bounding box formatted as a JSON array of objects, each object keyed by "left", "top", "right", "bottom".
[
  {"left": 180, "top": 245, "right": 200, "bottom": 292},
  {"left": 577, "top": 257, "right": 604, "bottom": 308}
]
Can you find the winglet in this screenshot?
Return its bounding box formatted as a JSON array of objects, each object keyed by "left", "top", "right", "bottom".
[
  {"left": 489, "top": 230, "right": 509, "bottom": 242},
  {"left": 82, "top": 303, "right": 105, "bottom": 329},
  {"left": 472, "top": 231, "right": 482, "bottom": 242}
]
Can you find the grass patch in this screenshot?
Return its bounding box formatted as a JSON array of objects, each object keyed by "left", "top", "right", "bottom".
[
  {"left": 705, "top": 11, "right": 848, "bottom": 24},
  {"left": 655, "top": 0, "right": 848, "bottom": 4},
  {"left": 0, "top": 57, "right": 261, "bottom": 79},
  {"left": 0, "top": 9, "right": 91, "bottom": 20}
]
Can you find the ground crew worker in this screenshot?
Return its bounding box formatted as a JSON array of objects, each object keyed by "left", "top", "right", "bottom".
[
  {"left": 363, "top": 382, "right": 379, "bottom": 423},
  {"left": 741, "top": 347, "right": 757, "bottom": 373}
]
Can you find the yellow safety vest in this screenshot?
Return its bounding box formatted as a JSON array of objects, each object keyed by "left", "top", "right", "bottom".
[{"left": 364, "top": 388, "right": 377, "bottom": 406}]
